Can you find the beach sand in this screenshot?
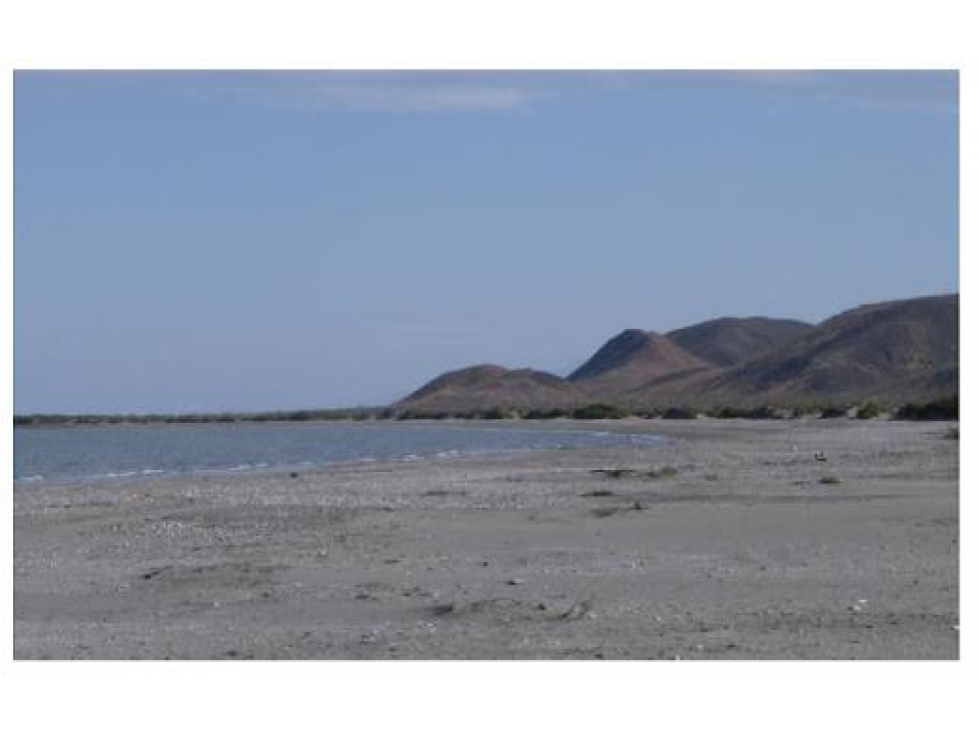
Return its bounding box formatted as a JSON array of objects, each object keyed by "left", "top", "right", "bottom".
[{"left": 14, "top": 418, "right": 958, "bottom": 659}]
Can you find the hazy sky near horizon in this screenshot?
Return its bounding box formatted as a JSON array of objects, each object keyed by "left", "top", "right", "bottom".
[{"left": 15, "top": 71, "right": 958, "bottom": 413}]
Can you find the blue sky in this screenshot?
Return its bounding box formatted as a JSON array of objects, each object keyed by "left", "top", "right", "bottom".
[{"left": 14, "top": 71, "right": 958, "bottom": 413}]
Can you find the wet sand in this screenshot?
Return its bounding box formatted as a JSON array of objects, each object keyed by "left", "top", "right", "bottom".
[{"left": 13, "top": 418, "right": 958, "bottom": 659}]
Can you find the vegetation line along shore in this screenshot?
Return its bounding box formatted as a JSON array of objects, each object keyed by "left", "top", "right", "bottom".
[{"left": 13, "top": 395, "right": 958, "bottom": 426}]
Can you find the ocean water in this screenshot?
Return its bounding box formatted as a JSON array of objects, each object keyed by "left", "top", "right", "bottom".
[{"left": 13, "top": 421, "right": 662, "bottom": 486}]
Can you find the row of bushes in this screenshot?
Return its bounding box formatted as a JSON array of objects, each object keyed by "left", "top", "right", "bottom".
[
  {"left": 394, "top": 405, "right": 713, "bottom": 420},
  {"left": 706, "top": 405, "right": 781, "bottom": 419},
  {"left": 394, "top": 404, "right": 692, "bottom": 420},
  {"left": 392, "top": 396, "right": 958, "bottom": 422},
  {"left": 14, "top": 408, "right": 383, "bottom": 426},
  {"left": 894, "top": 396, "right": 958, "bottom": 420},
  {"left": 15, "top": 395, "right": 957, "bottom": 426}
]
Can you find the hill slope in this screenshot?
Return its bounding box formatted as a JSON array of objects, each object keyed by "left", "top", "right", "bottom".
[
  {"left": 392, "top": 293, "right": 958, "bottom": 414},
  {"left": 667, "top": 317, "right": 813, "bottom": 367},
  {"left": 568, "top": 329, "right": 712, "bottom": 399},
  {"left": 690, "top": 294, "right": 959, "bottom": 406},
  {"left": 394, "top": 365, "right": 586, "bottom": 415}
]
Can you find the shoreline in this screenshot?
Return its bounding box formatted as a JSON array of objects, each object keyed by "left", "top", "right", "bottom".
[
  {"left": 14, "top": 419, "right": 958, "bottom": 659},
  {"left": 13, "top": 419, "right": 670, "bottom": 490}
]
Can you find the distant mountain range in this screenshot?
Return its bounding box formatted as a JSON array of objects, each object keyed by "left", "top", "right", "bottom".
[{"left": 394, "top": 294, "right": 958, "bottom": 414}]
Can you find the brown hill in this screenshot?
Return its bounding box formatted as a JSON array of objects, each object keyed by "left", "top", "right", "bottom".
[
  {"left": 568, "top": 329, "right": 712, "bottom": 400},
  {"left": 395, "top": 364, "right": 585, "bottom": 415},
  {"left": 393, "top": 293, "right": 958, "bottom": 414},
  {"left": 667, "top": 317, "right": 813, "bottom": 367},
  {"left": 681, "top": 294, "right": 959, "bottom": 407}
]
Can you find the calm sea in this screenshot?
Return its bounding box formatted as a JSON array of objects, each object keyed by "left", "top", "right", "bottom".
[{"left": 13, "top": 421, "right": 662, "bottom": 486}]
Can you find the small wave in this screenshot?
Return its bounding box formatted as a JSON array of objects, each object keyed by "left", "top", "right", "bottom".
[
  {"left": 15, "top": 423, "right": 667, "bottom": 487},
  {"left": 629, "top": 434, "right": 664, "bottom": 445}
]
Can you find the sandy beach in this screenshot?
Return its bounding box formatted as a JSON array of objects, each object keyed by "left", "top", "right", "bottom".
[{"left": 13, "top": 418, "right": 958, "bottom": 660}]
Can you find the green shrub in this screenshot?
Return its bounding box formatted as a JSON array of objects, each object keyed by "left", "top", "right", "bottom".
[
  {"left": 791, "top": 404, "right": 818, "bottom": 418},
  {"left": 895, "top": 395, "right": 958, "bottom": 421},
  {"left": 662, "top": 406, "right": 697, "bottom": 420},
  {"left": 396, "top": 410, "right": 450, "bottom": 420},
  {"left": 856, "top": 402, "right": 883, "bottom": 419},
  {"left": 635, "top": 410, "right": 662, "bottom": 419},
  {"left": 523, "top": 408, "right": 569, "bottom": 420},
  {"left": 709, "top": 405, "right": 780, "bottom": 419},
  {"left": 711, "top": 406, "right": 740, "bottom": 419},
  {"left": 572, "top": 404, "right": 628, "bottom": 420},
  {"left": 480, "top": 408, "right": 509, "bottom": 420}
]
